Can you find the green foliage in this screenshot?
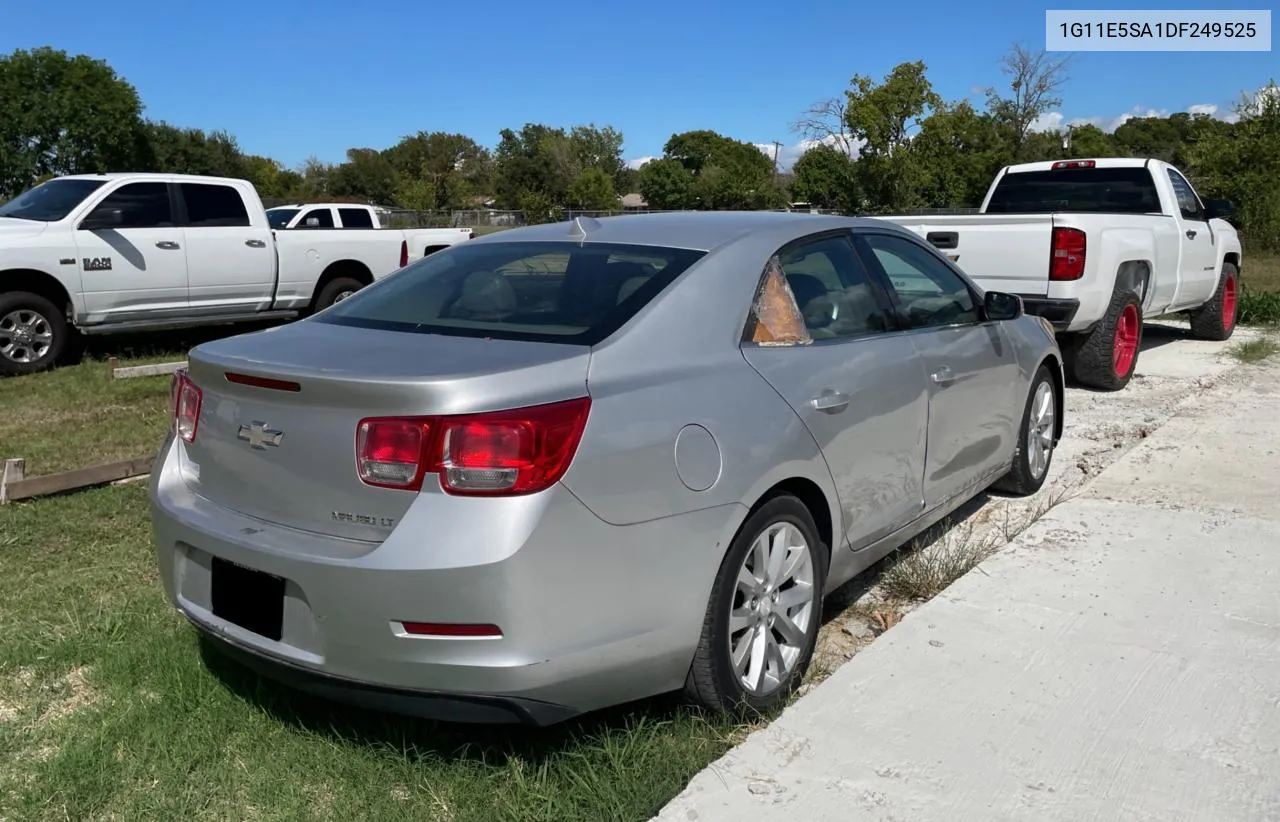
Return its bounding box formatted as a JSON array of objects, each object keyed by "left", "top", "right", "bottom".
[
  {"left": 1239, "top": 288, "right": 1280, "bottom": 325},
  {"left": 0, "top": 47, "right": 146, "bottom": 196},
  {"left": 636, "top": 130, "right": 781, "bottom": 210},
  {"left": 637, "top": 158, "right": 694, "bottom": 210},
  {"left": 567, "top": 166, "right": 618, "bottom": 210},
  {"left": 790, "top": 144, "right": 858, "bottom": 211}
]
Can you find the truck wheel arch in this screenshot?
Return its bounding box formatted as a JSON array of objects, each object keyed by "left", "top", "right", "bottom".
[
  {"left": 310, "top": 261, "right": 374, "bottom": 309},
  {"left": 0, "top": 269, "right": 75, "bottom": 321},
  {"left": 1115, "top": 260, "right": 1152, "bottom": 305}
]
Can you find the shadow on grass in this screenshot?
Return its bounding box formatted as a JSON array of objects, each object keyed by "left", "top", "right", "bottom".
[{"left": 196, "top": 635, "right": 741, "bottom": 768}]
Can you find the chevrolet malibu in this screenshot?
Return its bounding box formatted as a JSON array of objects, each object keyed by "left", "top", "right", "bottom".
[{"left": 150, "top": 212, "right": 1064, "bottom": 725}]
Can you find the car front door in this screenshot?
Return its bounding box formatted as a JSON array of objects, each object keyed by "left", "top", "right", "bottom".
[
  {"left": 740, "top": 231, "right": 931, "bottom": 550},
  {"left": 178, "top": 182, "right": 276, "bottom": 314},
  {"left": 856, "top": 230, "right": 1019, "bottom": 510},
  {"left": 73, "top": 181, "right": 189, "bottom": 322},
  {"left": 1166, "top": 167, "right": 1218, "bottom": 309}
]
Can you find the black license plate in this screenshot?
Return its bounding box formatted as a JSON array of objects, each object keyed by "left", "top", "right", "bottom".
[{"left": 210, "top": 556, "right": 285, "bottom": 642}]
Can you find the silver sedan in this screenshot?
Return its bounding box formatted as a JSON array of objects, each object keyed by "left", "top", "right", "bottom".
[{"left": 150, "top": 212, "right": 1063, "bottom": 725}]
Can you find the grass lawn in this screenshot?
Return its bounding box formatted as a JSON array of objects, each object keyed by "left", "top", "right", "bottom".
[{"left": 0, "top": 483, "right": 741, "bottom": 821}]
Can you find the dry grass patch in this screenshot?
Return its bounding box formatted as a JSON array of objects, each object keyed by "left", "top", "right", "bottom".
[{"left": 1229, "top": 336, "right": 1278, "bottom": 364}]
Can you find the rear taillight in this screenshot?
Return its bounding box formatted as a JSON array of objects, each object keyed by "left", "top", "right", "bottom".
[
  {"left": 355, "top": 397, "right": 591, "bottom": 496},
  {"left": 1052, "top": 160, "right": 1096, "bottom": 170},
  {"left": 1050, "top": 227, "right": 1086, "bottom": 281},
  {"left": 399, "top": 239, "right": 409, "bottom": 268},
  {"left": 172, "top": 370, "right": 203, "bottom": 444}
]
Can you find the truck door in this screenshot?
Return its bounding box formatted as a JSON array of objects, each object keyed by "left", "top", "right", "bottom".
[
  {"left": 179, "top": 182, "right": 276, "bottom": 313},
  {"left": 73, "top": 181, "right": 189, "bottom": 322},
  {"left": 1165, "top": 167, "right": 1218, "bottom": 309}
]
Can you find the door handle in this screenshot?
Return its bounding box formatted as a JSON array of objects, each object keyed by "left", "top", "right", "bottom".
[
  {"left": 245, "top": 239, "right": 267, "bottom": 248},
  {"left": 1185, "top": 229, "right": 1197, "bottom": 240},
  {"left": 809, "top": 390, "right": 850, "bottom": 413},
  {"left": 155, "top": 241, "right": 181, "bottom": 250},
  {"left": 931, "top": 366, "right": 955, "bottom": 384}
]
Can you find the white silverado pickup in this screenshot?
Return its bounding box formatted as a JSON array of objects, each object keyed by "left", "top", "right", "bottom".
[
  {"left": 265, "top": 203, "right": 472, "bottom": 258},
  {"left": 878, "top": 158, "right": 1243, "bottom": 391},
  {"left": 0, "top": 173, "right": 474, "bottom": 375}
]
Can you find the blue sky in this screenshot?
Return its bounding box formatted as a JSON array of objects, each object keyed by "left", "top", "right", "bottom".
[{"left": 3, "top": 0, "right": 1274, "bottom": 172}]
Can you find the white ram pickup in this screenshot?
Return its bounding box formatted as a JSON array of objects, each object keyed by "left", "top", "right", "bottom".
[
  {"left": 0, "top": 173, "right": 474, "bottom": 376},
  {"left": 877, "top": 158, "right": 1243, "bottom": 390},
  {"left": 264, "top": 202, "right": 473, "bottom": 258}
]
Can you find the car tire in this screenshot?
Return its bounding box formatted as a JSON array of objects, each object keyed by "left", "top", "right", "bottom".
[
  {"left": 1067, "top": 288, "right": 1143, "bottom": 391},
  {"left": 685, "top": 494, "right": 828, "bottom": 717},
  {"left": 992, "top": 363, "right": 1057, "bottom": 496},
  {"left": 312, "top": 277, "right": 365, "bottom": 312},
  {"left": 0, "top": 291, "right": 68, "bottom": 377},
  {"left": 1188, "top": 262, "right": 1239, "bottom": 342}
]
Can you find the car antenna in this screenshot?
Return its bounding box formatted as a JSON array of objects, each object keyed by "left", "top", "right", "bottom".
[{"left": 570, "top": 215, "right": 601, "bottom": 241}]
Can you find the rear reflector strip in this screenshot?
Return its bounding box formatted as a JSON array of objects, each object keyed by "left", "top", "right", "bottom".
[
  {"left": 225, "top": 372, "right": 302, "bottom": 392},
  {"left": 398, "top": 621, "right": 503, "bottom": 639}
]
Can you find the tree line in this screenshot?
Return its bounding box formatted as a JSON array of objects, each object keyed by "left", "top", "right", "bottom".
[{"left": 1, "top": 45, "right": 1277, "bottom": 248}]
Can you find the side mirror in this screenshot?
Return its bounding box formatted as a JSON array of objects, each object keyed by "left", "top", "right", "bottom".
[
  {"left": 984, "top": 291, "right": 1023, "bottom": 322},
  {"left": 80, "top": 207, "right": 124, "bottom": 231},
  {"left": 1204, "top": 198, "right": 1233, "bottom": 221}
]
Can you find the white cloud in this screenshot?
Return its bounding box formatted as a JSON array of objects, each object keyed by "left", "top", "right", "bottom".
[
  {"left": 753, "top": 134, "right": 862, "bottom": 172},
  {"left": 1188, "top": 103, "right": 1218, "bottom": 117},
  {"left": 626, "top": 156, "right": 657, "bottom": 170}
]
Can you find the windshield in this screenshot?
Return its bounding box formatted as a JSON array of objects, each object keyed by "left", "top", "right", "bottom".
[
  {"left": 986, "top": 167, "right": 1161, "bottom": 215},
  {"left": 315, "top": 240, "right": 706, "bottom": 345},
  {"left": 0, "top": 179, "right": 108, "bottom": 222},
  {"left": 266, "top": 208, "right": 299, "bottom": 229}
]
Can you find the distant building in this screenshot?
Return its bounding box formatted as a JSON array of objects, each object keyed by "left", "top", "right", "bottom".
[{"left": 619, "top": 193, "right": 648, "bottom": 211}]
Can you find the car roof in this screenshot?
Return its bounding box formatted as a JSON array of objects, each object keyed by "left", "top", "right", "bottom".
[{"left": 471, "top": 211, "right": 895, "bottom": 252}]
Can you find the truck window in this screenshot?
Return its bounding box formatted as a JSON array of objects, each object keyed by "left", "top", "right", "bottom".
[
  {"left": 180, "top": 183, "right": 251, "bottom": 227},
  {"left": 985, "top": 167, "right": 1161, "bottom": 215},
  {"left": 337, "top": 208, "right": 375, "bottom": 228},
  {"left": 1165, "top": 169, "right": 1206, "bottom": 222},
  {"left": 86, "top": 182, "right": 174, "bottom": 228},
  {"left": 297, "top": 208, "right": 334, "bottom": 228},
  {"left": 267, "top": 209, "right": 299, "bottom": 229},
  {"left": 0, "top": 179, "right": 107, "bottom": 222}
]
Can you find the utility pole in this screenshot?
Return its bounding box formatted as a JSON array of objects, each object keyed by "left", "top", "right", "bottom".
[{"left": 770, "top": 140, "right": 783, "bottom": 178}]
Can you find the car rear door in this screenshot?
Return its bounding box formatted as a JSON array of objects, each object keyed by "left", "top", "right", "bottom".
[
  {"left": 178, "top": 182, "right": 276, "bottom": 313},
  {"left": 740, "top": 230, "right": 930, "bottom": 550},
  {"left": 855, "top": 230, "right": 1019, "bottom": 510}
]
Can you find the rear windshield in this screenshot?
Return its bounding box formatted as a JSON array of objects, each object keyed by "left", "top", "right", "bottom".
[
  {"left": 985, "top": 167, "right": 1162, "bottom": 215},
  {"left": 315, "top": 240, "right": 707, "bottom": 345}
]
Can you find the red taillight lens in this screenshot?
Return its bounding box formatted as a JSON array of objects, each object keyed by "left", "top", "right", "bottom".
[
  {"left": 1051, "top": 160, "right": 1096, "bottom": 170},
  {"left": 354, "top": 397, "right": 591, "bottom": 496},
  {"left": 1050, "top": 227, "right": 1087, "bottom": 281},
  {"left": 173, "top": 371, "right": 203, "bottom": 444},
  {"left": 399, "top": 239, "right": 409, "bottom": 268},
  {"left": 356, "top": 419, "right": 430, "bottom": 488},
  {"left": 399, "top": 621, "right": 502, "bottom": 638}
]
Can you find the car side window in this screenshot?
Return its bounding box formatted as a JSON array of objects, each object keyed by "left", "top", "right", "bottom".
[
  {"left": 859, "top": 233, "right": 981, "bottom": 330},
  {"left": 338, "top": 208, "right": 374, "bottom": 228},
  {"left": 180, "top": 183, "right": 250, "bottom": 227},
  {"left": 772, "top": 234, "right": 891, "bottom": 340},
  {"left": 87, "top": 182, "right": 173, "bottom": 229},
  {"left": 298, "top": 208, "right": 334, "bottom": 228},
  {"left": 1166, "top": 169, "right": 1206, "bottom": 222}
]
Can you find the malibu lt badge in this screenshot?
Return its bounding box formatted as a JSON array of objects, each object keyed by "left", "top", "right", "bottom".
[{"left": 237, "top": 421, "right": 283, "bottom": 450}]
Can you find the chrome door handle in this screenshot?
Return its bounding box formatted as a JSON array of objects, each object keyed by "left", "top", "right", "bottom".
[
  {"left": 931, "top": 366, "right": 955, "bottom": 384},
  {"left": 1185, "top": 229, "right": 1197, "bottom": 239},
  {"left": 245, "top": 239, "right": 266, "bottom": 248},
  {"left": 155, "top": 241, "right": 181, "bottom": 250},
  {"left": 809, "top": 390, "right": 850, "bottom": 413}
]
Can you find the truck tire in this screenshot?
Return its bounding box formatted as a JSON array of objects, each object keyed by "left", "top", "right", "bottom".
[
  {"left": 1187, "top": 262, "right": 1239, "bottom": 342},
  {"left": 313, "top": 277, "right": 364, "bottom": 312},
  {"left": 1067, "top": 288, "right": 1143, "bottom": 392},
  {"left": 0, "top": 291, "right": 68, "bottom": 377}
]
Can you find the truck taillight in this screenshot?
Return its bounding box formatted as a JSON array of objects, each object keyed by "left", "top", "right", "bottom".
[
  {"left": 399, "top": 240, "right": 409, "bottom": 268},
  {"left": 355, "top": 397, "right": 592, "bottom": 496},
  {"left": 1051, "top": 160, "right": 1096, "bottom": 170},
  {"left": 1050, "top": 227, "right": 1087, "bottom": 281},
  {"left": 172, "top": 371, "right": 203, "bottom": 444}
]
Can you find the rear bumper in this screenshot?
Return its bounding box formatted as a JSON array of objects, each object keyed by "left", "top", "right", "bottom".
[
  {"left": 1018, "top": 295, "right": 1081, "bottom": 331},
  {"left": 148, "top": 436, "right": 738, "bottom": 724}
]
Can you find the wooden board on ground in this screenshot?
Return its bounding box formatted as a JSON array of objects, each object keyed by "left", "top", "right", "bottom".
[
  {"left": 1, "top": 455, "right": 156, "bottom": 504},
  {"left": 108, "top": 357, "right": 187, "bottom": 379}
]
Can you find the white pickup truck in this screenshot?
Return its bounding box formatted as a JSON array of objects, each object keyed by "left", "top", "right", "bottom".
[
  {"left": 265, "top": 203, "right": 472, "bottom": 258},
  {"left": 878, "top": 158, "right": 1243, "bottom": 391},
  {"left": 0, "top": 173, "right": 474, "bottom": 376}
]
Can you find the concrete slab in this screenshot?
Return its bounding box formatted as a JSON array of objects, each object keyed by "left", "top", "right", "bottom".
[{"left": 656, "top": 356, "right": 1280, "bottom": 822}]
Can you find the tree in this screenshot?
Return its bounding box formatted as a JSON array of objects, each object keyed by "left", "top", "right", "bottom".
[
  {"left": 636, "top": 158, "right": 695, "bottom": 210},
  {"left": 493, "top": 123, "right": 626, "bottom": 211},
  {"left": 790, "top": 144, "right": 859, "bottom": 211},
  {"left": 789, "top": 97, "right": 858, "bottom": 156},
  {"left": 912, "top": 102, "right": 1004, "bottom": 207},
  {"left": 844, "top": 61, "right": 942, "bottom": 211},
  {"left": 137, "top": 122, "right": 248, "bottom": 178},
  {"left": 653, "top": 130, "right": 778, "bottom": 209},
  {"left": 0, "top": 47, "right": 147, "bottom": 196},
  {"left": 382, "top": 131, "right": 492, "bottom": 210},
  {"left": 329, "top": 148, "right": 399, "bottom": 205},
  {"left": 984, "top": 43, "right": 1072, "bottom": 161},
  {"left": 1065, "top": 123, "right": 1114, "bottom": 158},
  {"left": 566, "top": 166, "right": 617, "bottom": 210}
]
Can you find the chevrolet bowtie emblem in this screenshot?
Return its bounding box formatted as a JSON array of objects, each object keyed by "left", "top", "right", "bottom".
[{"left": 237, "top": 421, "right": 284, "bottom": 450}]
